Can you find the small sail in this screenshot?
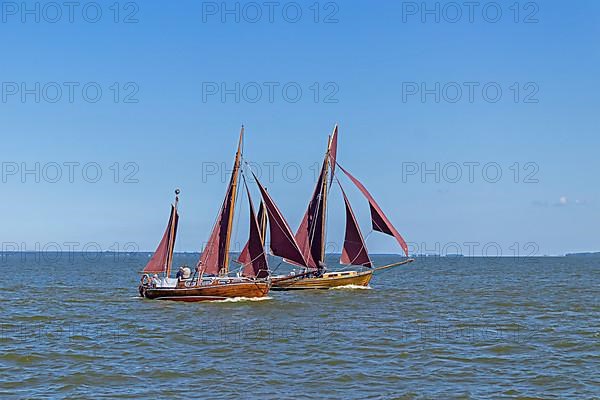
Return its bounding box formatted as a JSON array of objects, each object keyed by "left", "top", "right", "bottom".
[
  {"left": 337, "top": 163, "right": 409, "bottom": 257},
  {"left": 258, "top": 201, "right": 267, "bottom": 242},
  {"left": 252, "top": 172, "right": 309, "bottom": 267},
  {"left": 339, "top": 185, "right": 372, "bottom": 267},
  {"left": 198, "top": 128, "right": 244, "bottom": 276},
  {"left": 329, "top": 124, "right": 338, "bottom": 186},
  {"left": 143, "top": 205, "right": 179, "bottom": 274},
  {"left": 237, "top": 200, "right": 266, "bottom": 265},
  {"left": 241, "top": 183, "right": 269, "bottom": 278}
]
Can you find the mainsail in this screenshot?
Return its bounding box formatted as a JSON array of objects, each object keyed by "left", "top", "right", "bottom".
[
  {"left": 241, "top": 182, "right": 269, "bottom": 278},
  {"left": 252, "top": 171, "right": 309, "bottom": 267},
  {"left": 336, "top": 163, "right": 409, "bottom": 257},
  {"left": 294, "top": 127, "right": 337, "bottom": 269},
  {"left": 198, "top": 127, "right": 244, "bottom": 276},
  {"left": 339, "top": 184, "right": 372, "bottom": 267},
  {"left": 294, "top": 157, "right": 327, "bottom": 269},
  {"left": 143, "top": 203, "right": 179, "bottom": 274}
]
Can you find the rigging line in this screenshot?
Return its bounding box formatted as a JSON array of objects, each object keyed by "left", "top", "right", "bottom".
[
  {"left": 239, "top": 250, "right": 266, "bottom": 268},
  {"left": 233, "top": 262, "right": 244, "bottom": 275},
  {"left": 270, "top": 261, "right": 284, "bottom": 274},
  {"left": 304, "top": 180, "right": 321, "bottom": 249},
  {"left": 199, "top": 135, "right": 244, "bottom": 275},
  {"left": 336, "top": 177, "right": 372, "bottom": 267},
  {"left": 346, "top": 228, "right": 372, "bottom": 267}
]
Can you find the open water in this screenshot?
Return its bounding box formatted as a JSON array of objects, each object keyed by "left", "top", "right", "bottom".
[{"left": 0, "top": 253, "right": 598, "bottom": 399}]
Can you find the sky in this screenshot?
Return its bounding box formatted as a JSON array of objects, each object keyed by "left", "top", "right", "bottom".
[{"left": 0, "top": 1, "right": 599, "bottom": 256}]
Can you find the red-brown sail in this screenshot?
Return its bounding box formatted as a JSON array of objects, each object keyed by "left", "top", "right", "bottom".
[
  {"left": 337, "top": 163, "right": 409, "bottom": 257},
  {"left": 237, "top": 200, "right": 266, "bottom": 265},
  {"left": 339, "top": 185, "right": 372, "bottom": 267},
  {"left": 198, "top": 128, "right": 244, "bottom": 276},
  {"left": 143, "top": 205, "right": 179, "bottom": 274},
  {"left": 252, "top": 171, "right": 309, "bottom": 267},
  {"left": 198, "top": 185, "right": 233, "bottom": 275},
  {"left": 241, "top": 182, "right": 269, "bottom": 278}
]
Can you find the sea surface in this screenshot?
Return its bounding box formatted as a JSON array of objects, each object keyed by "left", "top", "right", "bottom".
[{"left": 0, "top": 253, "right": 598, "bottom": 399}]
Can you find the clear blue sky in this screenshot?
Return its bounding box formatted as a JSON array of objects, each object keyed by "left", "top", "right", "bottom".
[{"left": 1, "top": 1, "right": 598, "bottom": 256}]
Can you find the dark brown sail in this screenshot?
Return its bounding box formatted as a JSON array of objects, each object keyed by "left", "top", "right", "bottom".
[
  {"left": 198, "top": 128, "right": 243, "bottom": 276},
  {"left": 294, "top": 157, "right": 327, "bottom": 269},
  {"left": 339, "top": 185, "right": 372, "bottom": 267},
  {"left": 252, "top": 171, "right": 309, "bottom": 267},
  {"left": 241, "top": 182, "right": 269, "bottom": 278},
  {"left": 337, "top": 163, "right": 409, "bottom": 257},
  {"left": 143, "top": 205, "right": 179, "bottom": 274},
  {"left": 237, "top": 200, "right": 266, "bottom": 266},
  {"left": 294, "top": 128, "right": 338, "bottom": 269},
  {"left": 329, "top": 124, "right": 338, "bottom": 186}
]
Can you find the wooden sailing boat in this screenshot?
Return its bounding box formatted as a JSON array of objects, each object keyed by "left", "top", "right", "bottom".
[
  {"left": 270, "top": 125, "right": 414, "bottom": 290},
  {"left": 138, "top": 127, "right": 271, "bottom": 301}
]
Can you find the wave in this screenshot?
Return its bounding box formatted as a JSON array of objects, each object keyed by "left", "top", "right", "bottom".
[
  {"left": 331, "top": 284, "right": 372, "bottom": 290},
  {"left": 210, "top": 296, "right": 273, "bottom": 303}
]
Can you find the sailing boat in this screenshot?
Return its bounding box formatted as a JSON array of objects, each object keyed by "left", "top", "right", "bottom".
[
  {"left": 138, "top": 127, "right": 271, "bottom": 301},
  {"left": 270, "top": 125, "right": 414, "bottom": 290}
]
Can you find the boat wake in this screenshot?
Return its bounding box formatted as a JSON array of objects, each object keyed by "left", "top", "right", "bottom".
[
  {"left": 331, "top": 284, "right": 372, "bottom": 290},
  {"left": 211, "top": 296, "right": 273, "bottom": 303}
]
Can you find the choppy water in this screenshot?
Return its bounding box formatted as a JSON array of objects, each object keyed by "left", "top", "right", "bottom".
[{"left": 1, "top": 253, "right": 598, "bottom": 399}]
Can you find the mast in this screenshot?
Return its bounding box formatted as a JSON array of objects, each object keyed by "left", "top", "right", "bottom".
[
  {"left": 165, "top": 188, "right": 180, "bottom": 277},
  {"left": 317, "top": 124, "right": 337, "bottom": 264},
  {"left": 293, "top": 124, "right": 338, "bottom": 270},
  {"left": 258, "top": 201, "right": 267, "bottom": 242},
  {"left": 221, "top": 125, "right": 244, "bottom": 275},
  {"left": 319, "top": 133, "right": 333, "bottom": 263}
]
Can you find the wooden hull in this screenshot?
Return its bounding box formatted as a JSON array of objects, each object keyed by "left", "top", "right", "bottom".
[
  {"left": 271, "top": 270, "right": 372, "bottom": 290},
  {"left": 141, "top": 281, "right": 271, "bottom": 301}
]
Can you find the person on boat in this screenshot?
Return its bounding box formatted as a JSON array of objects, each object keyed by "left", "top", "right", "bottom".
[
  {"left": 317, "top": 261, "right": 327, "bottom": 277},
  {"left": 151, "top": 274, "right": 160, "bottom": 287},
  {"left": 174, "top": 266, "right": 191, "bottom": 288}
]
